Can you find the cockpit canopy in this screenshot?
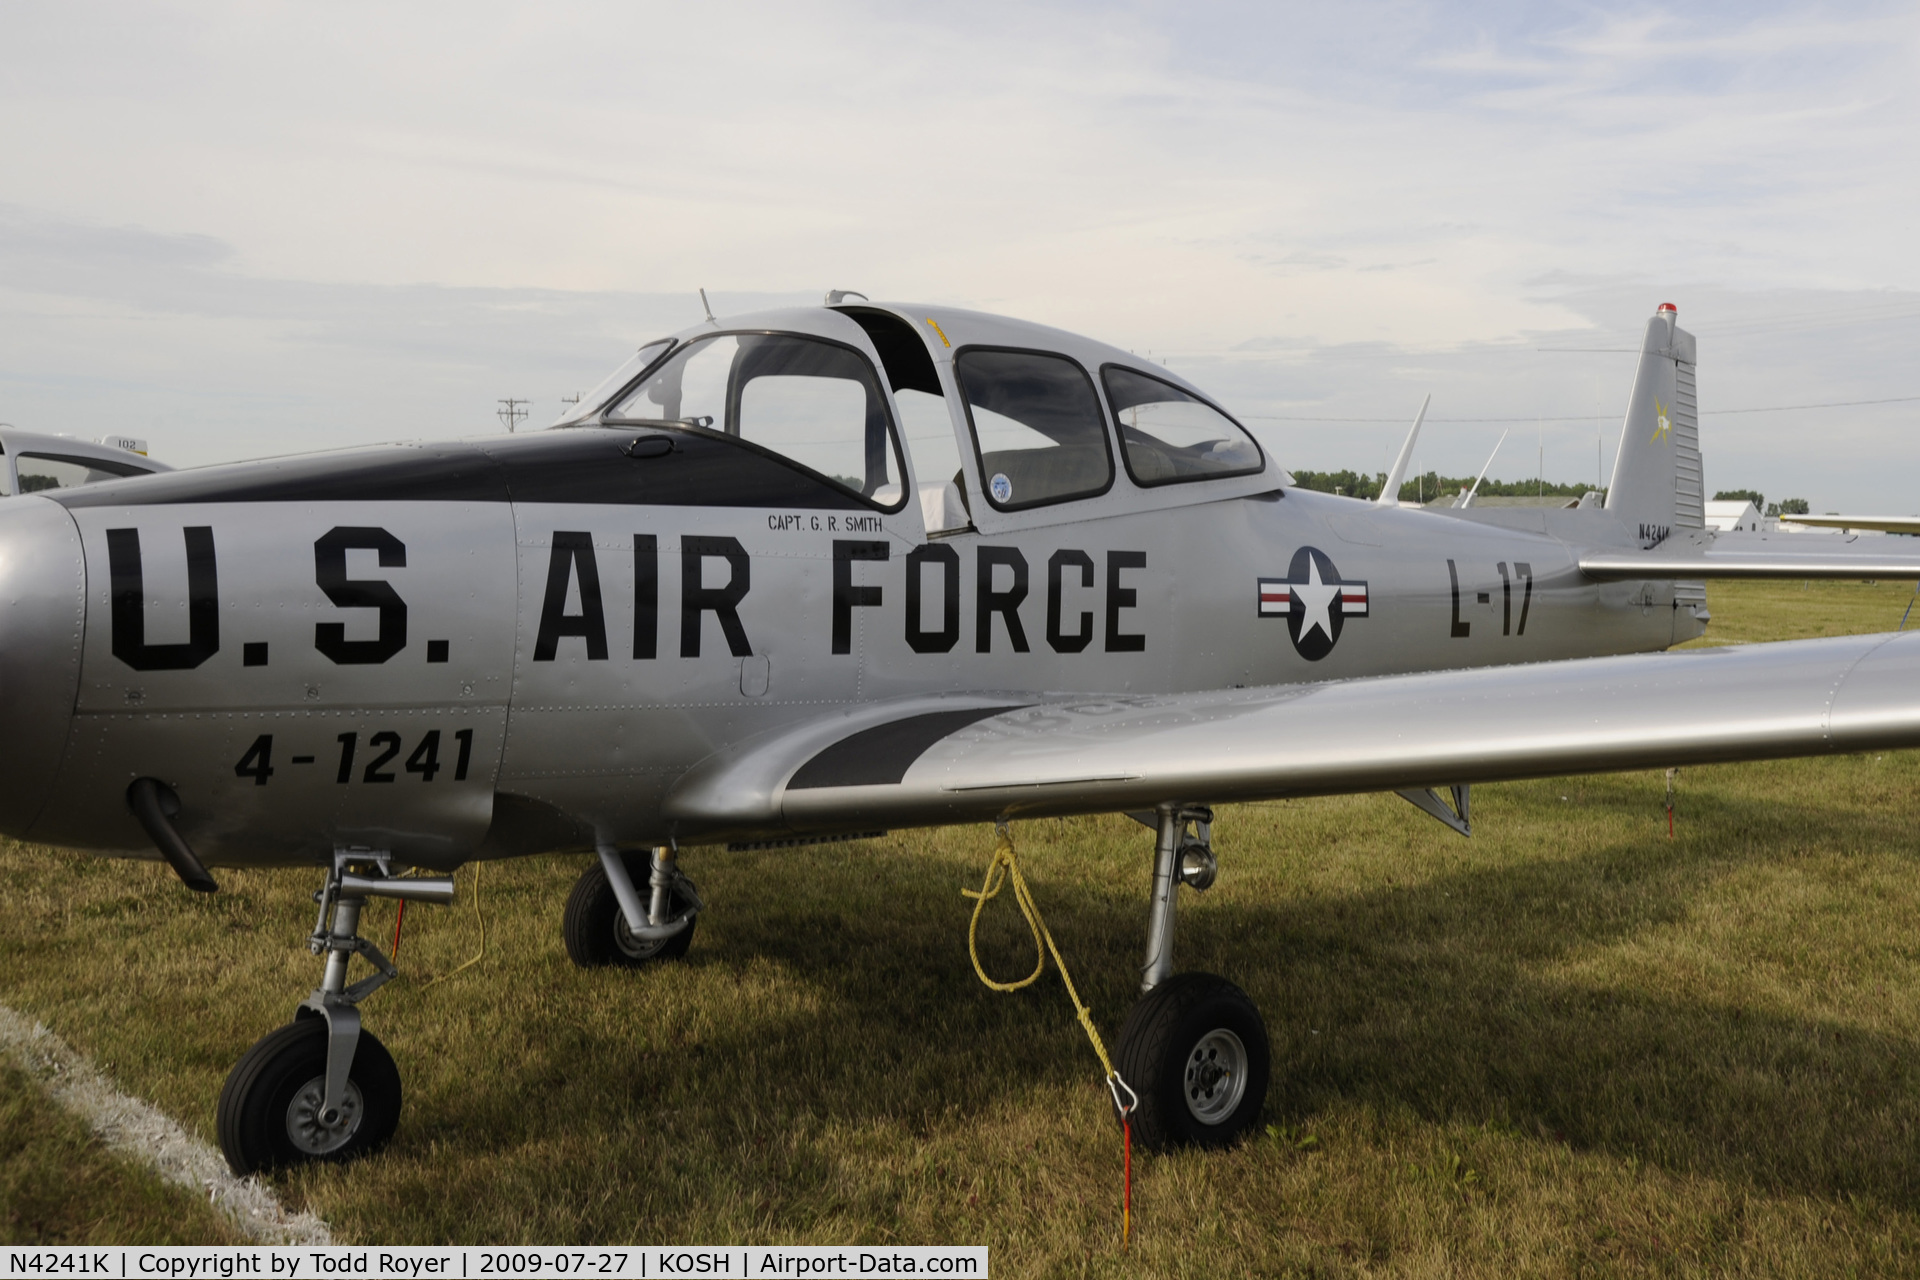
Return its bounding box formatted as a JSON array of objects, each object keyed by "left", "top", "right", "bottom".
[{"left": 556, "top": 302, "right": 1270, "bottom": 521}]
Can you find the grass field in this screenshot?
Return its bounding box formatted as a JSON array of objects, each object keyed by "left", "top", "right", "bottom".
[
  {"left": 0, "top": 1060, "right": 242, "bottom": 1245},
  {"left": 5, "top": 578, "right": 1920, "bottom": 1274}
]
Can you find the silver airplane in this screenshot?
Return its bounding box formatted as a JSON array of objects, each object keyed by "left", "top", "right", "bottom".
[
  {"left": 4, "top": 299, "right": 1920, "bottom": 1175},
  {"left": 1778, "top": 514, "right": 1920, "bottom": 534}
]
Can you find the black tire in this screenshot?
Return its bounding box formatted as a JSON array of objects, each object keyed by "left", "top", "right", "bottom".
[
  {"left": 216, "top": 1018, "right": 402, "bottom": 1176},
  {"left": 1113, "top": 972, "right": 1270, "bottom": 1150},
  {"left": 563, "top": 854, "right": 697, "bottom": 968}
]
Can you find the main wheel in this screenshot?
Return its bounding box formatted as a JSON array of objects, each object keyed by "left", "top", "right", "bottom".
[
  {"left": 563, "top": 854, "right": 697, "bottom": 968},
  {"left": 1113, "top": 972, "right": 1270, "bottom": 1150},
  {"left": 217, "top": 1018, "right": 402, "bottom": 1176}
]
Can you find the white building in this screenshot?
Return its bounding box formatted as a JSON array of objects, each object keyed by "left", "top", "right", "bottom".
[{"left": 1704, "top": 499, "right": 1762, "bottom": 532}]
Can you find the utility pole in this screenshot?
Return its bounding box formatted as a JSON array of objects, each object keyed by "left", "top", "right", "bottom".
[{"left": 497, "top": 398, "right": 530, "bottom": 433}]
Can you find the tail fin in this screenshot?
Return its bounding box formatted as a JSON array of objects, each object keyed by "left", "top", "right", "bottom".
[{"left": 1604, "top": 303, "right": 1702, "bottom": 547}]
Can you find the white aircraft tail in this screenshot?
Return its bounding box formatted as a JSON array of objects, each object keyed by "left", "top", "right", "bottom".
[
  {"left": 1376, "top": 394, "right": 1430, "bottom": 507},
  {"left": 1604, "top": 303, "right": 1704, "bottom": 547}
]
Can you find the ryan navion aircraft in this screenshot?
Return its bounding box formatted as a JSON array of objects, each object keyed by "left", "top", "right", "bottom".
[{"left": 3, "top": 299, "right": 1918, "bottom": 1174}]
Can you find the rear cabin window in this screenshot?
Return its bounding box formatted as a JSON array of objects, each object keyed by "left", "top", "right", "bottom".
[
  {"left": 606, "top": 333, "right": 906, "bottom": 509},
  {"left": 1101, "top": 366, "right": 1264, "bottom": 486},
  {"left": 953, "top": 348, "right": 1113, "bottom": 510}
]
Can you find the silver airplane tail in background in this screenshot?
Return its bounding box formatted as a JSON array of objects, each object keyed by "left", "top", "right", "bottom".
[
  {"left": 1604, "top": 303, "right": 1703, "bottom": 549},
  {"left": 1600, "top": 302, "right": 1707, "bottom": 624}
]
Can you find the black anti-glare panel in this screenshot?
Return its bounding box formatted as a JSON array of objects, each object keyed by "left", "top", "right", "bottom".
[
  {"left": 480, "top": 430, "right": 870, "bottom": 509},
  {"left": 787, "top": 705, "right": 1027, "bottom": 790},
  {"left": 52, "top": 429, "right": 871, "bottom": 509},
  {"left": 53, "top": 443, "right": 508, "bottom": 507}
]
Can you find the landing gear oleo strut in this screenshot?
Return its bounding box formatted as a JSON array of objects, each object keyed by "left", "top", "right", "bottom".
[
  {"left": 216, "top": 851, "right": 453, "bottom": 1175},
  {"left": 563, "top": 843, "right": 702, "bottom": 968},
  {"left": 1113, "top": 804, "right": 1271, "bottom": 1149}
]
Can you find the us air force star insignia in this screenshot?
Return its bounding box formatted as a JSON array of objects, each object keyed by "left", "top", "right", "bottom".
[
  {"left": 1257, "top": 546, "right": 1369, "bottom": 661},
  {"left": 1651, "top": 397, "right": 1671, "bottom": 443}
]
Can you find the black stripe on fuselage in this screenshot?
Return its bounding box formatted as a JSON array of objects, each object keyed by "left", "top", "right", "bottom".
[
  {"left": 788, "top": 705, "right": 1028, "bottom": 789},
  {"left": 52, "top": 427, "right": 873, "bottom": 510}
]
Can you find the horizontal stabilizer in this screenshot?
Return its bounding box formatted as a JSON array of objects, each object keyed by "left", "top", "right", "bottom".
[
  {"left": 666, "top": 631, "right": 1920, "bottom": 840},
  {"left": 1580, "top": 530, "right": 1920, "bottom": 580}
]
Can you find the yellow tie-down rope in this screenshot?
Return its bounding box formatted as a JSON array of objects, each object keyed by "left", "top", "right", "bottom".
[{"left": 963, "top": 822, "right": 1139, "bottom": 1245}]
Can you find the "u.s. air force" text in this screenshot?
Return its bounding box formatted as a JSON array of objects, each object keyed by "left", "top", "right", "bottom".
[{"left": 533, "top": 535, "right": 1148, "bottom": 658}]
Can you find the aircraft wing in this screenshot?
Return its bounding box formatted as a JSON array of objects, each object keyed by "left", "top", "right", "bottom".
[
  {"left": 1579, "top": 529, "right": 1920, "bottom": 580},
  {"left": 1779, "top": 515, "right": 1920, "bottom": 535},
  {"left": 665, "top": 631, "right": 1920, "bottom": 841}
]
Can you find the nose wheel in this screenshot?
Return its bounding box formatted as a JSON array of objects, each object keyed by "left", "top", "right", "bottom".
[
  {"left": 218, "top": 1018, "right": 402, "bottom": 1172},
  {"left": 216, "top": 852, "right": 455, "bottom": 1176}
]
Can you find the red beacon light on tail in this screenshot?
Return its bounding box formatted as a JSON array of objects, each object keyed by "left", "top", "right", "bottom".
[{"left": 1658, "top": 303, "right": 1677, "bottom": 313}]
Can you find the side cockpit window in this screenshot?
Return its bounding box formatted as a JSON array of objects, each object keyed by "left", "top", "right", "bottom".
[
  {"left": 954, "top": 348, "right": 1113, "bottom": 511},
  {"left": 1102, "top": 366, "right": 1264, "bottom": 486},
  {"left": 606, "top": 333, "right": 907, "bottom": 510}
]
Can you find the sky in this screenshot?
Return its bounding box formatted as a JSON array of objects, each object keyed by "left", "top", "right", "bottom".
[{"left": 2, "top": 1, "right": 1918, "bottom": 509}]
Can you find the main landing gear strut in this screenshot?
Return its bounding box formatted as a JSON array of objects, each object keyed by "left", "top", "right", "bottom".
[
  {"left": 217, "top": 852, "right": 454, "bottom": 1176},
  {"left": 1112, "top": 804, "right": 1271, "bottom": 1149},
  {"left": 563, "top": 843, "right": 703, "bottom": 968}
]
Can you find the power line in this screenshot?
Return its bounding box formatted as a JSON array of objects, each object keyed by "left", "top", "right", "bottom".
[
  {"left": 1709, "top": 394, "right": 1920, "bottom": 415},
  {"left": 496, "top": 398, "right": 530, "bottom": 433},
  {"left": 1244, "top": 413, "right": 1611, "bottom": 423},
  {"left": 1242, "top": 394, "right": 1920, "bottom": 424}
]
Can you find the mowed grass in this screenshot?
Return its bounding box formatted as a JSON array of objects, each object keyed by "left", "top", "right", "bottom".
[
  {"left": 3, "top": 578, "right": 1920, "bottom": 1272},
  {"left": 1678, "top": 576, "right": 1920, "bottom": 646},
  {"left": 0, "top": 1061, "right": 243, "bottom": 1245}
]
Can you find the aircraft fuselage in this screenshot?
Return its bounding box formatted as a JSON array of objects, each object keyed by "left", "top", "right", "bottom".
[{"left": 5, "top": 440, "right": 1682, "bottom": 867}]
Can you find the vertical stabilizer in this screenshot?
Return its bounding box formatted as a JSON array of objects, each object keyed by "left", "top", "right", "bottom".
[
  {"left": 1376, "top": 394, "right": 1430, "bottom": 507},
  {"left": 1604, "top": 303, "right": 1701, "bottom": 547}
]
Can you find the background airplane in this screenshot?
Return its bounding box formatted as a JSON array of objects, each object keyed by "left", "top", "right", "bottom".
[
  {"left": 3, "top": 299, "right": 1919, "bottom": 1173},
  {"left": 1779, "top": 514, "right": 1920, "bottom": 534}
]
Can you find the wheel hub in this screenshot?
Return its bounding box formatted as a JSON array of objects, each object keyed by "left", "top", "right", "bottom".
[
  {"left": 286, "top": 1075, "right": 365, "bottom": 1155},
  {"left": 613, "top": 912, "right": 668, "bottom": 960},
  {"left": 1183, "top": 1028, "right": 1248, "bottom": 1125}
]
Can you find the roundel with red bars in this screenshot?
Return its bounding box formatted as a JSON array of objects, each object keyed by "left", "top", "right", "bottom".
[{"left": 1256, "top": 545, "right": 1369, "bottom": 661}]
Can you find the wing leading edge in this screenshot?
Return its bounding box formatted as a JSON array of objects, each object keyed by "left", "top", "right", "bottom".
[{"left": 665, "top": 631, "right": 1920, "bottom": 842}]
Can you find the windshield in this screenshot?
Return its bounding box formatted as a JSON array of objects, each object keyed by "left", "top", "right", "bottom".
[
  {"left": 605, "top": 333, "right": 906, "bottom": 508},
  {"left": 554, "top": 339, "right": 675, "bottom": 426}
]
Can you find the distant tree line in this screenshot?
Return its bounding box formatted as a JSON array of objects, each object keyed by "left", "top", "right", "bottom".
[
  {"left": 1714, "top": 489, "right": 1809, "bottom": 516},
  {"left": 1286, "top": 473, "right": 1819, "bottom": 514},
  {"left": 1290, "top": 469, "right": 1601, "bottom": 503}
]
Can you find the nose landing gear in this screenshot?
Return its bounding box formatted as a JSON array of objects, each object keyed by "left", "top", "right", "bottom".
[
  {"left": 216, "top": 852, "right": 454, "bottom": 1176},
  {"left": 1112, "top": 805, "right": 1271, "bottom": 1149}
]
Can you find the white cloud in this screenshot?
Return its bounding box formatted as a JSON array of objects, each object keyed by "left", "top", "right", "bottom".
[{"left": 0, "top": 1, "right": 1917, "bottom": 506}]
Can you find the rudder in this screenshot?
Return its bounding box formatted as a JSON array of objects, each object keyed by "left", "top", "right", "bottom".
[{"left": 1604, "top": 302, "right": 1701, "bottom": 548}]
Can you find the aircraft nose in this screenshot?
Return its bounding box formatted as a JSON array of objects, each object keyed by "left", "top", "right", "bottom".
[{"left": 0, "top": 496, "right": 86, "bottom": 837}]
